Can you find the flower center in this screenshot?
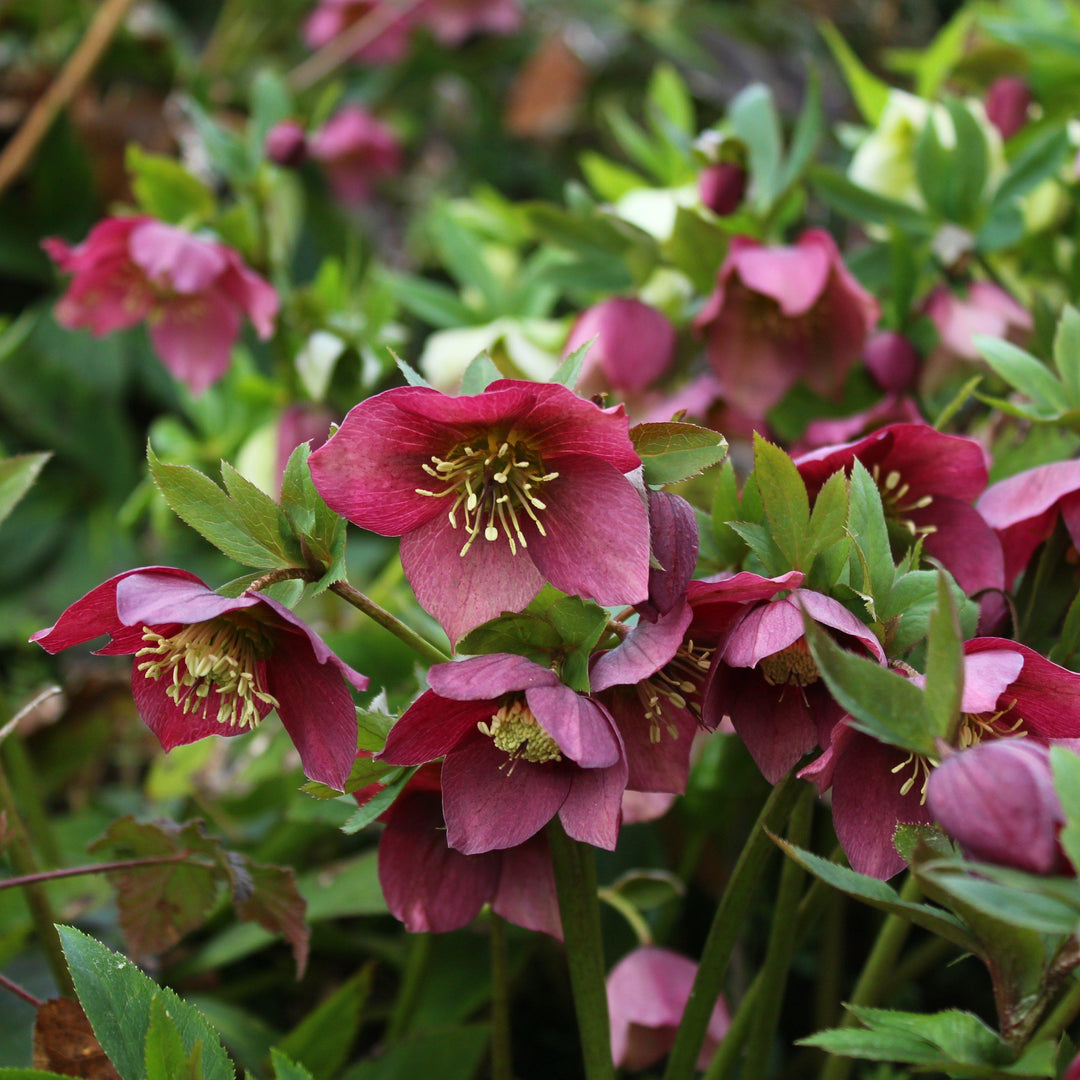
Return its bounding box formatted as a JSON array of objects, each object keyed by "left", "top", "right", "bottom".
[
  {"left": 477, "top": 700, "right": 562, "bottom": 770},
  {"left": 135, "top": 612, "right": 279, "bottom": 729},
  {"left": 759, "top": 637, "right": 819, "bottom": 687},
  {"left": 639, "top": 639, "right": 713, "bottom": 743},
  {"left": 415, "top": 429, "right": 559, "bottom": 557},
  {"left": 871, "top": 464, "right": 935, "bottom": 537}
]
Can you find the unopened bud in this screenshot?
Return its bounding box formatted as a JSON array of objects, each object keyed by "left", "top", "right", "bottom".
[
  {"left": 864, "top": 331, "right": 920, "bottom": 393},
  {"left": 265, "top": 120, "right": 308, "bottom": 168},
  {"left": 985, "top": 76, "right": 1032, "bottom": 140},
  {"left": 699, "top": 162, "right": 747, "bottom": 216}
]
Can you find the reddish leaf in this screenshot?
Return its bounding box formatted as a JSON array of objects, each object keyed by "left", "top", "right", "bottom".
[
  {"left": 233, "top": 861, "right": 310, "bottom": 978},
  {"left": 33, "top": 998, "right": 121, "bottom": 1079}
]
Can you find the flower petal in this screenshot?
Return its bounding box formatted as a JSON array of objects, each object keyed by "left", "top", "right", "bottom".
[
  {"left": 427, "top": 653, "right": 559, "bottom": 699},
  {"left": 525, "top": 684, "right": 621, "bottom": 768},
  {"left": 380, "top": 690, "right": 493, "bottom": 764},
  {"left": 149, "top": 292, "right": 241, "bottom": 394},
  {"left": 493, "top": 834, "right": 563, "bottom": 940},
  {"left": 591, "top": 602, "right": 692, "bottom": 692},
  {"left": 558, "top": 756, "right": 627, "bottom": 850}
]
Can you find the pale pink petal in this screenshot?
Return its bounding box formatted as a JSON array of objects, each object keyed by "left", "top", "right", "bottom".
[
  {"left": 129, "top": 222, "right": 228, "bottom": 294},
  {"left": 526, "top": 684, "right": 621, "bottom": 768},
  {"left": 591, "top": 602, "right": 692, "bottom": 692},
  {"left": 730, "top": 235, "right": 832, "bottom": 317},
  {"left": 149, "top": 292, "right": 241, "bottom": 393},
  {"left": 427, "top": 653, "right": 559, "bottom": 699}
]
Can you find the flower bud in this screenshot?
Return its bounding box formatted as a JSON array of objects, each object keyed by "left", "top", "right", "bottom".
[
  {"left": 985, "top": 76, "right": 1032, "bottom": 140},
  {"left": 699, "top": 162, "right": 747, "bottom": 216},
  {"left": 926, "top": 740, "right": 1073, "bottom": 876},
  {"left": 264, "top": 120, "right": 308, "bottom": 168},
  {"left": 863, "top": 330, "right": 920, "bottom": 393}
]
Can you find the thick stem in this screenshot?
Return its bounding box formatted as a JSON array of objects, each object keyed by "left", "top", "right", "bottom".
[
  {"left": 740, "top": 784, "right": 816, "bottom": 1080},
  {"left": 1029, "top": 972, "right": 1080, "bottom": 1046},
  {"left": 329, "top": 580, "right": 450, "bottom": 665},
  {"left": 547, "top": 820, "right": 615, "bottom": 1080},
  {"left": 386, "top": 932, "right": 431, "bottom": 1043},
  {"left": 662, "top": 772, "right": 802, "bottom": 1080},
  {"left": 490, "top": 914, "right": 514, "bottom": 1080}
]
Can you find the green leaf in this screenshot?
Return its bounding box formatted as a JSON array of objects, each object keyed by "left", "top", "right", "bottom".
[
  {"left": 993, "top": 126, "right": 1073, "bottom": 210},
  {"left": 890, "top": 5, "right": 977, "bottom": 100},
  {"left": 341, "top": 767, "right": 417, "bottom": 835},
  {"left": 710, "top": 459, "right": 749, "bottom": 567},
  {"left": 805, "top": 470, "right": 850, "bottom": 590},
  {"left": 59, "top": 925, "right": 233, "bottom": 1080},
  {"left": 277, "top": 966, "right": 373, "bottom": 1078},
  {"left": 647, "top": 63, "right": 694, "bottom": 136},
  {"left": 220, "top": 461, "right": 300, "bottom": 565},
  {"left": 817, "top": 20, "right": 890, "bottom": 124},
  {"left": 145, "top": 996, "right": 201, "bottom": 1080},
  {"left": 340, "top": 1025, "right": 489, "bottom": 1080},
  {"left": 127, "top": 145, "right": 216, "bottom": 225},
  {"left": 802, "top": 618, "right": 934, "bottom": 755},
  {"left": 810, "top": 166, "right": 933, "bottom": 234},
  {"left": 603, "top": 103, "right": 671, "bottom": 183},
  {"left": 279, "top": 442, "right": 346, "bottom": 589},
  {"left": 1053, "top": 304, "right": 1080, "bottom": 407},
  {"left": 381, "top": 269, "right": 476, "bottom": 328},
  {"left": 775, "top": 67, "right": 824, "bottom": 198},
  {"left": 549, "top": 338, "right": 593, "bottom": 389},
  {"left": 181, "top": 94, "right": 252, "bottom": 183},
  {"left": 270, "top": 1050, "right": 317, "bottom": 1080},
  {"left": 753, "top": 433, "right": 810, "bottom": 570},
  {"left": 847, "top": 459, "right": 895, "bottom": 604},
  {"left": 428, "top": 203, "right": 505, "bottom": 314},
  {"left": 728, "top": 83, "right": 784, "bottom": 209},
  {"left": 662, "top": 206, "right": 729, "bottom": 294},
  {"left": 1052, "top": 745, "right": 1080, "bottom": 873},
  {"left": 630, "top": 422, "right": 728, "bottom": 486},
  {"left": 248, "top": 68, "right": 294, "bottom": 160},
  {"left": 459, "top": 349, "right": 503, "bottom": 395},
  {"left": 579, "top": 150, "right": 648, "bottom": 202},
  {"left": 923, "top": 571, "right": 964, "bottom": 740},
  {"left": 302, "top": 753, "right": 400, "bottom": 798},
  {"left": 974, "top": 336, "right": 1069, "bottom": 414},
  {"left": 0, "top": 451, "right": 49, "bottom": 529}
]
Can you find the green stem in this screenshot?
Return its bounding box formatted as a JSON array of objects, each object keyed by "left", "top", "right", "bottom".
[
  {"left": 490, "top": 914, "right": 514, "bottom": 1080},
  {"left": 0, "top": 760, "right": 75, "bottom": 998},
  {"left": 740, "top": 784, "right": 817, "bottom": 1080},
  {"left": 1029, "top": 972, "right": 1080, "bottom": 1046},
  {"left": 817, "top": 875, "right": 921, "bottom": 1080},
  {"left": 547, "top": 820, "right": 615, "bottom": 1080},
  {"left": 662, "top": 772, "right": 802, "bottom": 1080},
  {"left": 386, "top": 932, "right": 431, "bottom": 1043},
  {"left": 598, "top": 886, "right": 653, "bottom": 946},
  {"left": 329, "top": 580, "right": 450, "bottom": 665}
]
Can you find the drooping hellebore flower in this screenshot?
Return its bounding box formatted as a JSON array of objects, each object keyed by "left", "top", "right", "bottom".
[
  {"left": 308, "top": 380, "right": 650, "bottom": 644},
  {"left": 638, "top": 489, "right": 699, "bottom": 623},
  {"left": 803, "top": 638, "right": 1080, "bottom": 879},
  {"left": 31, "top": 567, "right": 366, "bottom": 790},
  {"left": 308, "top": 105, "right": 402, "bottom": 204},
  {"left": 43, "top": 217, "right": 278, "bottom": 394},
  {"left": 691, "top": 571, "right": 886, "bottom": 784},
  {"left": 377, "top": 652, "right": 628, "bottom": 854},
  {"left": 371, "top": 762, "right": 562, "bottom": 936},
  {"left": 695, "top": 229, "right": 880, "bottom": 418},
  {"left": 607, "top": 947, "right": 730, "bottom": 1071},
  {"left": 926, "top": 739, "right": 1074, "bottom": 876}
]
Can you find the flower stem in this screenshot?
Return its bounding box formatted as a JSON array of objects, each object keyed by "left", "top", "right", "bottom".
[
  {"left": 547, "top": 820, "right": 615, "bottom": 1080},
  {"left": 490, "top": 914, "right": 514, "bottom": 1080},
  {"left": 0, "top": 852, "right": 199, "bottom": 891},
  {"left": 740, "top": 783, "right": 817, "bottom": 1080},
  {"left": 386, "top": 932, "right": 431, "bottom": 1043},
  {"left": 817, "top": 874, "right": 921, "bottom": 1080},
  {"left": 0, "top": 760, "right": 75, "bottom": 998},
  {"left": 598, "top": 886, "right": 653, "bottom": 946},
  {"left": 329, "top": 580, "right": 450, "bottom": 665},
  {"left": 662, "top": 771, "right": 802, "bottom": 1080},
  {"left": 0, "top": 972, "right": 43, "bottom": 1008},
  {"left": 1029, "top": 971, "right": 1080, "bottom": 1046}
]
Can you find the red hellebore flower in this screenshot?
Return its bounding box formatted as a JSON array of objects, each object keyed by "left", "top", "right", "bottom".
[
  {"left": 694, "top": 229, "right": 880, "bottom": 418},
  {"left": 975, "top": 459, "right": 1080, "bottom": 589},
  {"left": 794, "top": 422, "right": 1004, "bottom": 596},
  {"left": 607, "top": 947, "right": 730, "bottom": 1071},
  {"left": 690, "top": 571, "right": 886, "bottom": 784},
  {"left": 802, "top": 638, "right": 1080, "bottom": 879},
  {"left": 377, "top": 653, "right": 628, "bottom": 854},
  {"left": 43, "top": 216, "right": 278, "bottom": 394},
  {"left": 308, "top": 105, "right": 402, "bottom": 205},
  {"left": 926, "top": 739, "right": 1074, "bottom": 876},
  {"left": 308, "top": 379, "right": 650, "bottom": 644},
  {"left": 31, "top": 567, "right": 366, "bottom": 790},
  {"left": 371, "top": 763, "right": 562, "bottom": 936},
  {"left": 638, "top": 489, "right": 699, "bottom": 624}
]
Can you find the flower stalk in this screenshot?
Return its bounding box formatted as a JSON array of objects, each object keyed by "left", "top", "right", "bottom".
[{"left": 329, "top": 579, "right": 450, "bottom": 665}]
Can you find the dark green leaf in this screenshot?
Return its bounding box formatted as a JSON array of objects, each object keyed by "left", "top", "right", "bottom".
[
  {"left": 728, "top": 83, "right": 784, "bottom": 209},
  {"left": 710, "top": 459, "right": 748, "bottom": 568},
  {"left": 339, "top": 1025, "right": 489, "bottom": 1080},
  {"left": 460, "top": 350, "right": 503, "bottom": 395},
  {"left": 923, "top": 571, "right": 964, "bottom": 740},
  {"left": 753, "top": 433, "right": 810, "bottom": 569},
  {"left": 847, "top": 460, "right": 895, "bottom": 604},
  {"left": 341, "top": 768, "right": 417, "bottom": 835},
  {"left": 630, "top": 422, "right": 727, "bottom": 486},
  {"left": 992, "top": 126, "right": 1073, "bottom": 210},
  {"left": 0, "top": 451, "right": 49, "bottom": 529},
  {"left": 220, "top": 461, "right": 300, "bottom": 565},
  {"left": 810, "top": 166, "right": 933, "bottom": 234},
  {"left": 270, "top": 1050, "right": 316, "bottom": 1080},
  {"left": 806, "top": 470, "right": 850, "bottom": 590}
]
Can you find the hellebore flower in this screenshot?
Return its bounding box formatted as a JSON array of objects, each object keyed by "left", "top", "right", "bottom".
[
  {"left": 794, "top": 422, "right": 1003, "bottom": 596},
  {"left": 308, "top": 379, "right": 650, "bottom": 644},
  {"left": 791, "top": 395, "right": 925, "bottom": 456},
  {"left": 690, "top": 571, "right": 885, "bottom": 783},
  {"left": 563, "top": 297, "right": 678, "bottom": 395},
  {"left": 265, "top": 120, "right": 308, "bottom": 167},
  {"left": 695, "top": 229, "right": 880, "bottom": 418},
  {"left": 420, "top": 0, "right": 522, "bottom": 45},
  {"left": 803, "top": 638, "right": 1080, "bottom": 879},
  {"left": 985, "top": 76, "right": 1032, "bottom": 140},
  {"left": 44, "top": 217, "right": 278, "bottom": 394},
  {"left": 309, "top": 106, "right": 402, "bottom": 204},
  {"left": 607, "top": 947, "right": 730, "bottom": 1071},
  {"left": 975, "top": 459, "right": 1080, "bottom": 588},
  {"left": 372, "top": 763, "right": 562, "bottom": 936},
  {"left": 31, "top": 568, "right": 367, "bottom": 790},
  {"left": 377, "top": 653, "right": 628, "bottom": 854},
  {"left": 926, "top": 740, "right": 1073, "bottom": 876},
  {"left": 303, "top": 0, "right": 417, "bottom": 63},
  {"left": 699, "top": 162, "right": 747, "bottom": 216},
  {"left": 864, "top": 330, "right": 920, "bottom": 394},
  {"left": 638, "top": 489, "right": 699, "bottom": 623}
]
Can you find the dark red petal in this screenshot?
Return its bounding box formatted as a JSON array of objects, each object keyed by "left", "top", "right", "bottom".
[
  {"left": 492, "top": 834, "right": 563, "bottom": 940},
  {"left": 558, "top": 756, "right": 627, "bottom": 850},
  {"left": 131, "top": 662, "right": 244, "bottom": 749},
  {"left": 380, "top": 690, "right": 494, "bottom": 765},
  {"left": 427, "top": 653, "right": 559, "bottom": 700},
  {"left": 525, "top": 684, "right": 621, "bottom": 768}
]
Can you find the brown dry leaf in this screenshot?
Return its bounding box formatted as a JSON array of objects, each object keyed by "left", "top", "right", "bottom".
[
  {"left": 32, "top": 998, "right": 121, "bottom": 1079},
  {"left": 504, "top": 33, "right": 588, "bottom": 138}
]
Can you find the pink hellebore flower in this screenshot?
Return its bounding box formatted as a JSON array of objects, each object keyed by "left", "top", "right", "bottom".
[
  {"left": 563, "top": 297, "right": 678, "bottom": 395},
  {"left": 695, "top": 229, "right": 881, "bottom": 418},
  {"left": 377, "top": 653, "right": 628, "bottom": 854},
  {"left": 803, "top": 638, "right": 1080, "bottom": 879},
  {"left": 308, "top": 380, "right": 650, "bottom": 644},
  {"left": 638, "top": 489, "right": 699, "bottom": 623},
  {"left": 44, "top": 217, "right": 278, "bottom": 394},
  {"left": 985, "top": 76, "right": 1032, "bottom": 140},
  {"left": 794, "top": 422, "right": 1003, "bottom": 596},
  {"left": 791, "top": 395, "right": 925, "bottom": 456},
  {"left": 308, "top": 106, "right": 402, "bottom": 204},
  {"left": 421, "top": 0, "right": 522, "bottom": 45},
  {"left": 303, "top": 0, "right": 417, "bottom": 64},
  {"left": 975, "top": 459, "right": 1080, "bottom": 588},
  {"left": 265, "top": 120, "right": 308, "bottom": 168},
  {"left": 690, "top": 571, "right": 885, "bottom": 784},
  {"left": 372, "top": 762, "right": 562, "bottom": 936},
  {"left": 927, "top": 740, "right": 1073, "bottom": 876},
  {"left": 863, "top": 330, "right": 920, "bottom": 394},
  {"left": 607, "top": 947, "right": 730, "bottom": 1071},
  {"left": 31, "top": 568, "right": 367, "bottom": 790}
]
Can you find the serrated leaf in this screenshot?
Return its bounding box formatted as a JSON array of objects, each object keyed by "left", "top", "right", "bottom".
[
  {"left": 392, "top": 350, "right": 430, "bottom": 387},
  {"left": 341, "top": 767, "right": 417, "bottom": 835},
  {"left": 549, "top": 338, "right": 592, "bottom": 389},
  {"left": 277, "top": 966, "right": 373, "bottom": 1077},
  {"left": 806, "top": 470, "right": 849, "bottom": 588},
  {"left": 1051, "top": 745, "right": 1080, "bottom": 874},
  {"left": 974, "top": 336, "right": 1069, "bottom": 413},
  {"left": 270, "top": 1050, "right": 316, "bottom": 1080},
  {"left": 727, "top": 521, "right": 789, "bottom": 578},
  {"left": 460, "top": 349, "right": 502, "bottom": 395},
  {"left": 220, "top": 461, "right": 300, "bottom": 565},
  {"left": 59, "top": 925, "right": 233, "bottom": 1080},
  {"left": 232, "top": 861, "right": 310, "bottom": 979},
  {"left": 145, "top": 996, "right": 200, "bottom": 1080},
  {"left": 753, "top": 433, "right": 810, "bottom": 569},
  {"left": 630, "top": 422, "right": 727, "bottom": 486},
  {"left": 710, "top": 458, "right": 748, "bottom": 567},
  {"left": 923, "top": 571, "right": 963, "bottom": 740},
  {"left": 817, "top": 20, "right": 890, "bottom": 124},
  {"left": 279, "top": 442, "right": 347, "bottom": 586},
  {"left": 303, "top": 755, "right": 400, "bottom": 799},
  {"left": 847, "top": 460, "right": 895, "bottom": 603},
  {"left": 0, "top": 451, "right": 49, "bottom": 528}
]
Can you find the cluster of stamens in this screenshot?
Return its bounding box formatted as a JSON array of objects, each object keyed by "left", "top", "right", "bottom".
[
  {"left": 871, "top": 464, "right": 936, "bottom": 538},
  {"left": 477, "top": 699, "right": 563, "bottom": 772},
  {"left": 890, "top": 751, "right": 936, "bottom": 803},
  {"left": 759, "top": 637, "right": 819, "bottom": 688},
  {"left": 640, "top": 640, "right": 713, "bottom": 743},
  {"left": 415, "top": 429, "right": 558, "bottom": 557},
  {"left": 136, "top": 614, "right": 279, "bottom": 729}
]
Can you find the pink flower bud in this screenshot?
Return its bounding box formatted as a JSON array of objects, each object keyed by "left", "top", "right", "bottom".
[
  {"left": 926, "top": 740, "right": 1073, "bottom": 876},
  {"left": 863, "top": 330, "right": 920, "bottom": 393},
  {"left": 985, "top": 76, "right": 1032, "bottom": 140},
  {"left": 265, "top": 120, "right": 308, "bottom": 168},
  {"left": 699, "top": 162, "right": 747, "bottom": 216}
]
